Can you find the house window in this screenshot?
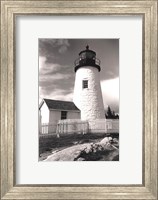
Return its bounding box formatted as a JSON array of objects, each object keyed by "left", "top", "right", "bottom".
[
  {"left": 61, "top": 111, "right": 67, "bottom": 120},
  {"left": 83, "top": 80, "right": 88, "bottom": 89}
]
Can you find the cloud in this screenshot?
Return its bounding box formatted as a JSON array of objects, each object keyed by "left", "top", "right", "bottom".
[
  {"left": 39, "top": 56, "right": 63, "bottom": 74},
  {"left": 39, "top": 87, "right": 73, "bottom": 102},
  {"left": 39, "top": 49, "right": 75, "bottom": 101},
  {"left": 39, "top": 56, "right": 72, "bottom": 86},
  {"left": 57, "top": 39, "right": 70, "bottom": 54},
  {"left": 58, "top": 45, "right": 68, "bottom": 54},
  {"left": 101, "top": 77, "right": 119, "bottom": 111},
  {"left": 39, "top": 39, "right": 70, "bottom": 57},
  {"left": 39, "top": 56, "right": 73, "bottom": 98},
  {"left": 39, "top": 71, "right": 73, "bottom": 98}
]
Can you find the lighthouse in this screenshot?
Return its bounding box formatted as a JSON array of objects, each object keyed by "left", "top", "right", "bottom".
[{"left": 73, "top": 45, "right": 105, "bottom": 121}]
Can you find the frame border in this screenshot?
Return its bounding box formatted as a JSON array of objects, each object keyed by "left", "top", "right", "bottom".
[{"left": 1, "top": 0, "right": 157, "bottom": 199}]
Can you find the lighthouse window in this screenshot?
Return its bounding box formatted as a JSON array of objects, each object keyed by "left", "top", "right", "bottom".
[
  {"left": 83, "top": 80, "right": 88, "bottom": 89},
  {"left": 61, "top": 111, "right": 67, "bottom": 120}
]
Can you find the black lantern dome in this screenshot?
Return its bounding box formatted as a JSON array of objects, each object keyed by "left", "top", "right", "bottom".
[{"left": 74, "top": 45, "right": 101, "bottom": 72}]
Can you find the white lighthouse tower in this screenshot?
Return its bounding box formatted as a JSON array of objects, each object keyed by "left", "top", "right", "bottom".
[{"left": 73, "top": 45, "right": 105, "bottom": 121}]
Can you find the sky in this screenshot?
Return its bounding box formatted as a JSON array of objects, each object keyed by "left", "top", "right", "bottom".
[{"left": 39, "top": 39, "right": 119, "bottom": 112}]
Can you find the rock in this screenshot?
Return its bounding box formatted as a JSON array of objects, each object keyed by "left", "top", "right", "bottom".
[
  {"left": 100, "top": 137, "right": 111, "bottom": 145},
  {"left": 108, "top": 137, "right": 113, "bottom": 141},
  {"left": 92, "top": 148, "right": 97, "bottom": 153},
  {"left": 113, "top": 138, "right": 118, "bottom": 143},
  {"left": 84, "top": 145, "right": 93, "bottom": 153},
  {"left": 77, "top": 157, "right": 85, "bottom": 161},
  {"left": 92, "top": 143, "right": 100, "bottom": 152},
  {"left": 73, "top": 141, "right": 78, "bottom": 145},
  {"left": 97, "top": 145, "right": 103, "bottom": 151},
  {"left": 44, "top": 143, "right": 89, "bottom": 161},
  {"left": 44, "top": 138, "right": 119, "bottom": 161}
]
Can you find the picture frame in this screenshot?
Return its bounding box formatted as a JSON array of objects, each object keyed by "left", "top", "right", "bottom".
[{"left": 0, "top": 0, "right": 157, "bottom": 199}]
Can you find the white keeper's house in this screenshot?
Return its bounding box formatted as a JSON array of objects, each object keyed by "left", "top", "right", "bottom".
[{"left": 39, "top": 98, "right": 80, "bottom": 125}]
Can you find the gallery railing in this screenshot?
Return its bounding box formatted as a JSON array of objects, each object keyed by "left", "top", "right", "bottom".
[{"left": 74, "top": 57, "right": 100, "bottom": 67}]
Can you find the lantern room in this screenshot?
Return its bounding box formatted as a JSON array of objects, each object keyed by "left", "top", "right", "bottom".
[{"left": 74, "top": 45, "right": 101, "bottom": 72}]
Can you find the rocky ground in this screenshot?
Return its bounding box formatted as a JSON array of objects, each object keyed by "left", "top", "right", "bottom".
[{"left": 43, "top": 136, "right": 119, "bottom": 161}]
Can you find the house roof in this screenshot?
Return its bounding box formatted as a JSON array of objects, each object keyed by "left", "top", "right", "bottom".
[{"left": 41, "top": 98, "right": 80, "bottom": 111}]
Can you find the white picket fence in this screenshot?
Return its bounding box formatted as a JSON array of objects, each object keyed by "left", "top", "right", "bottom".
[
  {"left": 106, "top": 119, "right": 119, "bottom": 133},
  {"left": 39, "top": 119, "right": 119, "bottom": 136},
  {"left": 39, "top": 123, "right": 57, "bottom": 135},
  {"left": 56, "top": 119, "right": 89, "bottom": 135}
]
